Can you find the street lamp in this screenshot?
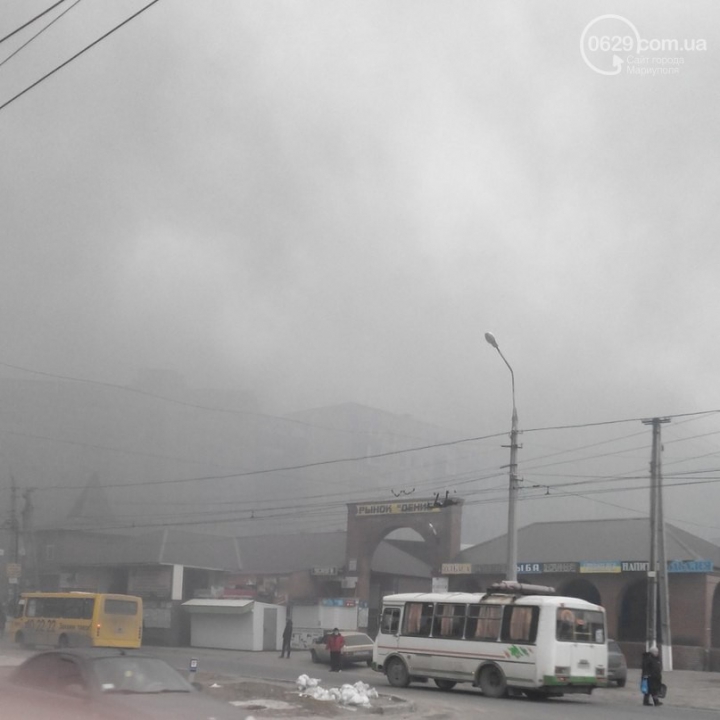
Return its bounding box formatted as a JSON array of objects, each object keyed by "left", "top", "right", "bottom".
[{"left": 484, "top": 332, "right": 520, "bottom": 583}]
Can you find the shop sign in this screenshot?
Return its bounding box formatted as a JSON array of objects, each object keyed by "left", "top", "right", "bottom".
[
  {"left": 517, "top": 563, "right": 542, "bottom": 574},
  {"left": 621, "top": 561, "right": 650, "bottom": 572},
  {"left": 668, "top": 559, "right": 713, "bottom": 573},
  {"left": 432, "top": 577, "right": 449, "bottom": 593},
  {"left": 542, "top": 562, "right": 578, "bottom": 573},
  {"left": 321, "top": 598, "right": 358, "bottom": 607},
  {"left": 311, "top": 567, "right": 339, "bottom": 576},
  {"left": 356, "top": 501, "right": 441, "bottom": 516},
  {"left": 579, "top": 561, "right": 622, "bottom": 574},
  {"left": 441, "top": 563, "right": 473, "bottom": 574}
]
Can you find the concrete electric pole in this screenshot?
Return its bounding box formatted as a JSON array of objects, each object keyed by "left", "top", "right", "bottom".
[{"left": 642, "top": 416, "right": 672, "bottom": 670}]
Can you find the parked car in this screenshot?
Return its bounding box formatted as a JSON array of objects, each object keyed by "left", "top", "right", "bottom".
[
  {"left": 310, "top": 630, "right": 375, "bottom": 667},
  {"left": 0, "top": 648, "right": 239, "bottom": 720},
  {"left": 607, "top": 639, "right": 628, "bottom": 687}
]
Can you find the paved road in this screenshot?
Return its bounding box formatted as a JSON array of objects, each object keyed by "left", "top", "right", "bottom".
[
  {"left": 123, "top": 645, "right": 720, "bottom": 718},
  {"left": 3, "top": 642, "right": 720, "bottom": 719}
]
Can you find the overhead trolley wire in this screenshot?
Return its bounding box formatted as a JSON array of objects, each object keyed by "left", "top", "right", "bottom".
[
  {"left": 0, "top": 0, "right": 67, "bottom": 45},
  {"left": 0, "top": 0, "right": 84, "bottom": 70},
  {"left": 0, "top": 0, "right": 163, "bottom": 113}
]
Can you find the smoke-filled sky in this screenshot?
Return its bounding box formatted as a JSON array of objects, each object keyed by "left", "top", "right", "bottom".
[{"left": 1, "top": 1, "right": 720, "bottom": 544}]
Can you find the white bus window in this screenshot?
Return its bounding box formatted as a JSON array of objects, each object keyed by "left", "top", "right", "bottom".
[
  {"left": 403, "top": 602, "right": 434, "bottom": 637},
  {"left": 505, "top": 606, "right": 538, "bottom": 643},
  {"left": 432, "top": 604, "right": 465, "bottom": 639},
  {"left": 27, "top": 599, "right": 38, "bottom": 618},
  {"left": 556, "top": 608, "right": 605, "bottom": 644},
  {"left": 466, "top": 604, "right": 503, "bottom": 641},
  {"left": 381, "top": 607, "right": 400, "bottom": 635}
]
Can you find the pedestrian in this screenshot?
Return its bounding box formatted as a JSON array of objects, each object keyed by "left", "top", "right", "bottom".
[
  {"left": 325, "top": 627, "right": 345, "bottom": 672},
  {"left": 0, "top": 604, "right": 5, "bottom": 640},
  {"left": 280, "top": 618, "right": 293, "bottom": 658},
  {"left": 641, "top": 646, "right": 663, "bottom": 706}
]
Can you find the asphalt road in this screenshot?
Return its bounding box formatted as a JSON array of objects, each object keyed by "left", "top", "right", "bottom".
[
  {"left": 135, "top": 645, "right": 720, "bottom": 720},
  {"left": 2, "top": 643, "right": 719, "bottom": 720}
]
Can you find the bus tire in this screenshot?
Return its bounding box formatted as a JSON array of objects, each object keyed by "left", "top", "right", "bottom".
[
  {"left": 479, "top": 664, "right": 507, "bottom": 698},
  {"left": 434, "top": 679, "right": 456, "bottom": 691},
  {"left": 385, "top": 657, "right": 410, "bottom": 688},
  {"left": 58, "top": 634, "right": 69, "bottom": 648}
]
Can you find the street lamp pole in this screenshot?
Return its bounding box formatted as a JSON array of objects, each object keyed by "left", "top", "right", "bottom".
[{"left": 485, "top": 332, "right": 519, "bottom": 583}]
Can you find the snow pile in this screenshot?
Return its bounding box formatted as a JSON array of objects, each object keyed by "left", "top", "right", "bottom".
[
  {"left": 296, "top": 676, "right": 379, "bottom": 707},
  {"left": 296, "top": 674, "right": 321, "bottom": 690}
]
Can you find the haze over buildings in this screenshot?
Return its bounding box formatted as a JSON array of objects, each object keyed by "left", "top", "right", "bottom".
[{"left": 0, "top": 2, "right": 719, "bottom": 545}]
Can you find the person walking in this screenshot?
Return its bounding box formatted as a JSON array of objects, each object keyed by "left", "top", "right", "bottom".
[
  {"left": 641, "top": 646, "right": 663, "bottom": 706},
  {"left": 326, "top": 628, "right": 345, "bottom": 672},
  {"left": 279, "top": 618, "right": 293, "bottom": 658}
]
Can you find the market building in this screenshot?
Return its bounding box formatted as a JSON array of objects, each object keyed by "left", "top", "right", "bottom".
[{"left": 443, "top": 518, "right": 720, "bottom": 671}]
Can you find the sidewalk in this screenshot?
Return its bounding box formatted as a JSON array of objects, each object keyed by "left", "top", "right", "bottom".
[{"left": 598, "top": 667, "right": 720, "bottom": 711}]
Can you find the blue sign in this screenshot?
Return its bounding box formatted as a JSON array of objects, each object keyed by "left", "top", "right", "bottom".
[
  {"left": 517, "top": 563, "right": 543, "bottom": 574},
  {"left": 668, "top": 559, "right": 713, "bottom": 573}
]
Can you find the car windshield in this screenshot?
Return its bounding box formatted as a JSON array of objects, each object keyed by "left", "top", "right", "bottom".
[
  {"left": 92, "top": 657, "right": 193, "bottom": 694},
  {"left": 344, "top": 634, "right": 372, "bottom": 646}
]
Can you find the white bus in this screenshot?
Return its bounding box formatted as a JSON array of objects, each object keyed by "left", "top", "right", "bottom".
[{"left": 372, "top": 582, "right": 608, "bottom": 699}]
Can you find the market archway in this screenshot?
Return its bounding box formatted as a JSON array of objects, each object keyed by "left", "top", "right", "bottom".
[{"left": 345, "top": 497, "right": 463, "bottom": 627}]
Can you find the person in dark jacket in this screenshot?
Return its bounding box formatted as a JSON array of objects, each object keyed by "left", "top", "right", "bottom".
[
  {"left": 326, "top": 628, "right": 345, "bottom": 672},
  {"left": 280, "top": 618, "right": 293, "bottom": 658},
  {"left": 641, "top": 647, "right": 663, "bottom": 706}
]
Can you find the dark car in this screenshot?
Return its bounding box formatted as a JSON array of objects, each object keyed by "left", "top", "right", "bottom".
[
  {"left": 607, "top": 639, "right": 628, "bottom": 687},
  {"left": 1, "top": 648, "right": 239, "bottom": 720},
  {"left": 310, "top": 630, "right": 374, "bottom": 667}
]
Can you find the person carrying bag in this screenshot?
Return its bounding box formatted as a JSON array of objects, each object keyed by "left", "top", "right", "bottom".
[{"left": 640, "top": 647, "right": 663, "bottom": 707}]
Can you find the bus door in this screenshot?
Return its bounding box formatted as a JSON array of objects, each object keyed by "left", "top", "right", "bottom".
[{"left": 96, "top": 596, "right": 142, "bottom": 647}]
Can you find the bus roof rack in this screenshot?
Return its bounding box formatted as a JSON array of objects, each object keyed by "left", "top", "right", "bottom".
[{"left": 486, "top": 581, "right": 556, "bottom": 596}]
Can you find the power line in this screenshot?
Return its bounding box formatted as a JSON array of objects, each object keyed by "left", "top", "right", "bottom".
[
  {"left": 0, "top": 0, "right": 84, "bottom": 70},
  {"left": 0, "top": 360, "right": 462, "bottom": 444},
  {"left": 28, "top": 430, "right": 509, "bottom": 491},
  {"left": 0, "top": 0, "right": 67, "bottom": 45},
  {"left": 0, "top": 0, "right": 163, "bottom": 113}
]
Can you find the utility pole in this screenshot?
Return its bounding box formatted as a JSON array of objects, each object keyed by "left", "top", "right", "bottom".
[
  {"left": 642, "top": 417, "right": 671, "bottom": 668},
  {"left": 22, "top": 489, "right": 39, "bottom": 590},
  {"left": 485, "top": 332, "right": 520, "bottom": 582},
  {"left": 9, "top": 475, "right": 20, "bottom": 607},
  {"left": 656, "top": 424, "right": 673, "bottom": 671},
  {"left": 10, "top": 476, "right": 18, "bottom": 565}
]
